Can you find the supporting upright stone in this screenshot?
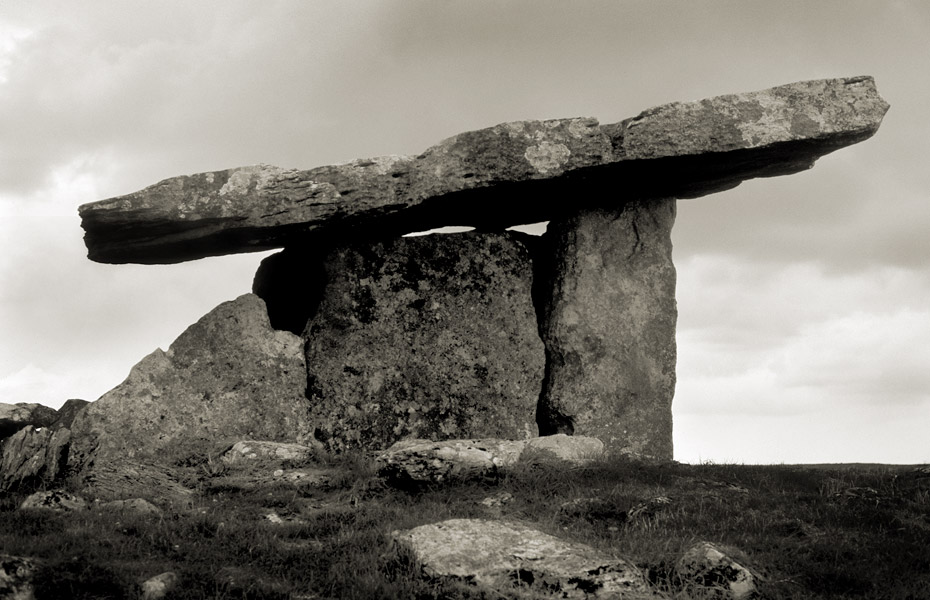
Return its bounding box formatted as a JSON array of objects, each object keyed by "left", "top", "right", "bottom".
[
  {"left": 537, "top": 199, "right": 677, "bottom": 459},
  {"left": 303, "top": 232, "right": 544, "bottom": 451}
]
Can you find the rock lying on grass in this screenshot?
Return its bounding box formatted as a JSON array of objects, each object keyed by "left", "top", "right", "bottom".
[
  {"left": 19, "top": 489, "right": 88, "bottom": 512},
  {"left": 98, "top": 498, "right": 164, "bottom": 516},
  {"left": 0, "top": 554, "right": 39, "bottom": 600},
  {"left": 375, "top": 434, "right": 603, "bottom": 487},
  {"left": 393, "top": 518, "right": 659, "bottom": 599},
  {"left": 676, "top": 541, "right": 758, "bottom": 600},
  {"left": 221, "top": 440, "right": 318, "bottom": 465},
  {"left": 140, "top": 571, "right": 178, "bottom": 600}
]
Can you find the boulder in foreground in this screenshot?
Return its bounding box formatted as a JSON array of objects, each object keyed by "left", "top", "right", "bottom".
[{"left": 393, "top": 518, "right": 658, "bottom": 598}]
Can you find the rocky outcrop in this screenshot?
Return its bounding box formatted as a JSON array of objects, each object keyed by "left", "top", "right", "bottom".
[
  {"left": 0, "top": 403, "right": 57, "bottom": 441},
  {"left": 393, "top": 518, "right": 658, "bottom": 598},
  {"left": 79, "top": 77, "right": 888, "bottom": 265},
  {"left": 79, "top": 460, "right": 194, "bottom": 505},
  {"left": 0, "top": 427, "right": 71, "bottom": 491},
  {"left": 303, "top": 232, "right": 544, "bottom": 451},
  {"left": 69, "top": 294, "right": 311, "bottom": 467},
  {"left": 376, "top": 434, "right": 603, "bottom": 487},
  {"left": 537, "top": 200, "right": 677, "bottom": 458},
  {"left": 48, "top": 399, "right": 89, "bottom": 430}
]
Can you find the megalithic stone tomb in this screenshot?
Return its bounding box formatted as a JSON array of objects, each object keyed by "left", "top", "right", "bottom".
[{"left": 78, "top": 77, "right": 888, "bottom": 460}]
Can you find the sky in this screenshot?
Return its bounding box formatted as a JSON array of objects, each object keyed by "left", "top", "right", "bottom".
[{"left": 1, "top": 1, "right": 927, "bottom": 464}]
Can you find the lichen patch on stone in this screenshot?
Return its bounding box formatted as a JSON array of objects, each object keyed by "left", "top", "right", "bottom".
[
  {"left": 524, "top": 141, "right": 571, "bottom": 175},
  {"left": 219, "top": 165, "right": 283, "bottom": 196}
]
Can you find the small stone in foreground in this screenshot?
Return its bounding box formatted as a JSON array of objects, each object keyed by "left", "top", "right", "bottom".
[
  {"left": 19, "top": 490, "right": 88, "bottom": 512},
  {"left": 0, "top": 554, "right": 39, "bottom": 600},
  {"left": 141, "top": 571, "right": 179, "bottom": 600},
  {"left": 394, "top": 518, "right": 658, "bottom": 598},
  {"left": 221, "top": 440, "right": 318, "bottom": 465},
  {"left": 375, "top": 434, "right": 603, "bottom": 487},
  {"left": 676, "top": 541, "right": 758, "bottom": 600}
]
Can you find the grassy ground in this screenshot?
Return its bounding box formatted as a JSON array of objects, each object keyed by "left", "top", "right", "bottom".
[{"left": 1, "top": 451, "right": 929, "bottom": 599}]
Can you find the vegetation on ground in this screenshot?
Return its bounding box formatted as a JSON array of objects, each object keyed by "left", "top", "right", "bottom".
[{"left": 1, "top": 450, "right": 928, "bottom": 599}]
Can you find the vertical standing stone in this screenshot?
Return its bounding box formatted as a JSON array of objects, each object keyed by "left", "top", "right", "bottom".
[
  {"left": 304, "top": 232, "right": 544, "bottom": 451},
  {"left": 538, "top": 199, "right": 677, "bottom": 459}
]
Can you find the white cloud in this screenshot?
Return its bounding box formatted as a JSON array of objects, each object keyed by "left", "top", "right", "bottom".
[
  {"left": 674, "top": 255, "right": 930, "bottom": 462},
  {"left": 0, "top": 364, "right": 90, "bottom": 409}
]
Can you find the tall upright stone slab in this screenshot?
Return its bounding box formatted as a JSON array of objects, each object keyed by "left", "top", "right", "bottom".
[
  {"left": 538, "top": 200, "right": 677, "bottom": 459},
  {"left": 303, "top": 232, "right": 544, "bottom": 451}
]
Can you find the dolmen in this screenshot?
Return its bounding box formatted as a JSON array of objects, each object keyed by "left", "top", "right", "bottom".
[{"left": 65, "top": 76, "right": 887, "bottom": 471}]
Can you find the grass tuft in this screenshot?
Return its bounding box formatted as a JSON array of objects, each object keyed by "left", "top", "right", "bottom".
[{"left": 1, "top": 451, "right": 928, "bottom": 598}]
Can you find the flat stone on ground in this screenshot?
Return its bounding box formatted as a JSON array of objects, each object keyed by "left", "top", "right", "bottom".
[{"left": 394, "top": 518, "right": 658, "bottom": 598}]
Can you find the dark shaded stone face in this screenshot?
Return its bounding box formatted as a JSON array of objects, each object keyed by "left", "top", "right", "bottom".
[{"left": 302, "top": 232, "right": 544, "bottom": 451}]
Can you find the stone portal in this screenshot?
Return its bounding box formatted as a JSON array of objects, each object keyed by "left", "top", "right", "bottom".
[{"left": 73, "top": 76, "right": 889, "bottom": 462}]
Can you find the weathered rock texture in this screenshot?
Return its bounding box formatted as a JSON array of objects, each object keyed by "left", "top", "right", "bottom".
[
  {"left": 49, "top": 399, "right": 89, "bottom": 430},
  {"left": 0, "top": 403, "right": 57, "bottom": 440},
  {"left": 376, "top": 434, "right": 603, "bottom": 487},
  {"left": 0, "top": 554, "right": 39, "bottom": 600},
  {"left": 79, "top": 77, "right": 888, "bottom": 264},
  {"left": 393, "top": 518, "right": 657, "bottom": 598},
  {"left": 69, "top": 294, "right": 311, "bottom": 466},
  {"left": 676, "top": 542, "right": 758, "bottom": 600},
  {"left": 303, "top": 232, "right": 543, "bottom": 451},
  {"left": 537, "top": 200, "right": 677, "bottom": 458},
  {"left": 0, "top": 426, "right": 71, "bottom": 491}
]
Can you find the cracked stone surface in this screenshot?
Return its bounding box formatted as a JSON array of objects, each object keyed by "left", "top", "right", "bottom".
[
  {"left": 69, "top": 294, "right": 312, "bottom": 466},
  {"left": 393, "top": 518, "right": 658, "bottom": 598},
  {"left": 303, "top": 232, "right": 543, "bottom": 451},
  {"left": 79, "top": 76, "right": 888, "bottom": 264},
  {"left": 537, "top": 200, "right": 677, "bottom": 459},
  {"left": 376, "top": 434, "right": 603, "bottom": 487}
]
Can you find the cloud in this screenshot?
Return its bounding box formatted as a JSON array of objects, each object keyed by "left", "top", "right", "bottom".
[
  {"left": 674, "top": 255, "right": 930, "bottom": 461},
  {"left": 0, "top": 364, "right": 89, "bottom": 409}
]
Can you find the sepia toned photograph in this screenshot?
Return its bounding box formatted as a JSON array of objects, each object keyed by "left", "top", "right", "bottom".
[{"left": 1, "top": 2, "right": 928, "bottom": 598}]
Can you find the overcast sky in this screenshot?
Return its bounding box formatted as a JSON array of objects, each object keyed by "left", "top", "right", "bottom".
[{"left": 1, "top": 1, "right": 927, "bottom": 464}]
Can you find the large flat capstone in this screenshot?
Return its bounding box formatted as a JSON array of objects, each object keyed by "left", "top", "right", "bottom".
[{"left": 79, "top": 76, "right": 888, "bottom": 264}]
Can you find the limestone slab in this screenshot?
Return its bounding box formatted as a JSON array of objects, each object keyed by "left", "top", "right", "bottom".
[
  {"left": 79, "top": 77, "right": 888, "bottom": 264},
  {"left": 393, "top": 518, "right": 657, "bottom": 598}
]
